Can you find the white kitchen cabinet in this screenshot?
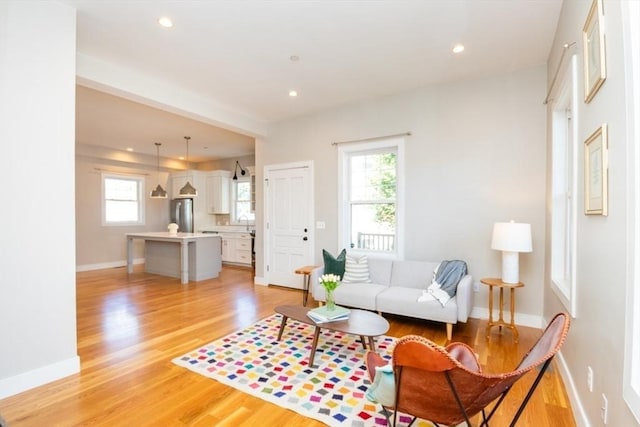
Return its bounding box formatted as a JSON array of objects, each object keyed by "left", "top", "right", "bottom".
[
  {"left": 171, "top": 172, "right": 197, "bottom": 199},
  {"left": 221, "top": 237, "right": 233, "bottom": 261},
  {"left": 206, "top": 171, "right": 230, "bottom": 214},
  {"left": 221, "top": 233, "right": 252, "bottom": 265},
  {"left": 234, "top": 235, "right": 252, "bottom": 264}
]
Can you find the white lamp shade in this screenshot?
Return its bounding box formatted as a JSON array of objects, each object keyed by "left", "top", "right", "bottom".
[{"left": 491, "top": 221, "right": 532, "bottom": 253}]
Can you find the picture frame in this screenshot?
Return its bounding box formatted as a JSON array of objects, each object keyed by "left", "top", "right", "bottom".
[
  {"left": 584, "top": 124, "right": 608, "bottom": 216},
  {"left": 582, "top": 0, "right": 606, "bottom": 103}
]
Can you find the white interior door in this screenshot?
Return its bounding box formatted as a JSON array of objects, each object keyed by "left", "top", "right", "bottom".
[{"left": 265, "top": 162, "right": 313, "bottom": 288}]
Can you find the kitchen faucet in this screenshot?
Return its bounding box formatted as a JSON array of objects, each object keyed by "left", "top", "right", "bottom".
[{"left": 239, "top": 215, "right": 249, "bottom": 231}]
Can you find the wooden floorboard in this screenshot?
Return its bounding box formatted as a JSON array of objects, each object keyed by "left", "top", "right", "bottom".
[{"left": 0, "top": 265, "right": 576, "bottom": 426}]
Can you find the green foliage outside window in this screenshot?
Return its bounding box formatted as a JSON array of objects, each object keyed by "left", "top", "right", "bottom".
[{"left": 372, "top": 153, "right": 396, "bottom": 229}]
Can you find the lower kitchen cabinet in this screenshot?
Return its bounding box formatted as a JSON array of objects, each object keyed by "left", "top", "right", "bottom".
[{"left": 221, "top": 233, "right": 252, "bottom": 266}]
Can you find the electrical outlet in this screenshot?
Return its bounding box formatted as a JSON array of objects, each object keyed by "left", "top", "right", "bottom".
[
  {"left": 473, "top": 281, "right": 480, "bottom": 292},
  {"left": 587, "top": 366, "right": 594, "bottom": 392},
  {"left": 316, "top": 221, "right": 326, "bottom": 229},
  {"left": 601, "top": 393, "right": 608, "bottom": 424}
]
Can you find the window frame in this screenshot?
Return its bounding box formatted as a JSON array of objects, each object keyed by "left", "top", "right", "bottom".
[
  {"left": 337, "top": 137, "right": 405, "bottom": 258},
  {"left": 231, "top": 176, "right": 255, "bottom": 225},
  {"left": 101, "top": 172, "right": 145, "bottom": 226},
  {"left": 550, "top": 54, "right": 579, "bottom": 317}
]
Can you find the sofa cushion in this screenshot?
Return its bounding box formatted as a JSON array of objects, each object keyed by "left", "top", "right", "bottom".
[
  {"left": 323, "top": 248, "right": 346, "bottom": 278},
  {"left": 343, "top": 254, "right": 371, "bottom": 283},
  {"left": 368, "top": 257, "right": 394, "bottom": 286},
  {"left": 334, "top": 282, "right": 388, "bottom": 311},
  {"left": 389, "top": 260, "right": 440, "bottom": 289},
  {"left": 376, "top": 287, "right": 458, "bottom": 323}
]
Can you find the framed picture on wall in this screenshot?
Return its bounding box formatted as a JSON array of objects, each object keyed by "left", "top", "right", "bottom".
[
  {"left": 582, "top": 0, "right": 606, "bottom": 103},
  {"left": 584, "top": 124, "right": 608, "bottom": 215}
]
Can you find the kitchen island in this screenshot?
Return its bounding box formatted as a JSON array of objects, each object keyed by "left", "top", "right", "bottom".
[{"left": 126, "top": 232, "right": 222, "bottom": 284}]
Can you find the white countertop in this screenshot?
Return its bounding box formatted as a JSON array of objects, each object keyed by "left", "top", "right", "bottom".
[
  {"left": 126, "top": 232, "right": 221, "bottom": 240},
  {"left": 199, "top": 226, "right": 254, "bottom": 234}
]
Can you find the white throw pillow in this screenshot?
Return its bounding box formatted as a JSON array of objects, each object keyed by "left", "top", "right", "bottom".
[{"left": 342, "top": 254, "right": 371, "bottom": 283}]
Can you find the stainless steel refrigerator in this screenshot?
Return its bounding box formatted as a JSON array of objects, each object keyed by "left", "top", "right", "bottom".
[{"left": 170, "top": 198, "right": 194, "bottom": 233}]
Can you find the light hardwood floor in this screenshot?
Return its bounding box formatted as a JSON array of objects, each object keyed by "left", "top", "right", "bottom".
[{"left": 0, "top": 266, "right": 576, "bottom": 426}]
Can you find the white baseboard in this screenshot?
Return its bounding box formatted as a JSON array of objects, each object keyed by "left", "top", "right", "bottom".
[
  {"left": 555, "top": 349, "right": 591, "bottom": 427},
  {"left": 0, "top": 356, "right": 80, "bottom": 400},
  {"left": 470, "top": 307, "right": 544, "bottom": 329},
  {"left": 254, "top": 276, "right": 269, "bottom": 286},
  {"left": 76, "top": 258, "right": 144, "bottom": 272}
]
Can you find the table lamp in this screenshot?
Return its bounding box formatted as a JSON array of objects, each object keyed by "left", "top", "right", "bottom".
[{"left": 491, "top": 221, "right": 532, "bottom": 284}]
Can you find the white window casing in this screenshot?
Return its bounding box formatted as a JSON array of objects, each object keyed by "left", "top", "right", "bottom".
[
  {"left": 550, "top": 55, "right": 579, "bottom": 317},
  {"left": 623, "top": 0, "right": 640, "bottom": 421},
  {"left": 337, "top": 137, "right": 405, "bottom": 259},
  {"left": 101, "top": 173, "right": 145, "bottom": 226}
]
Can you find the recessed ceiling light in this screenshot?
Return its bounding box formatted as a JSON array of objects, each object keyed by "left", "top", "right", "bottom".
[
  {"left": 179, "top": 156, "right": 185, "bottom": 160},
  {"left": 452, "top": 44, "right": 465, "bottom": 54},
  {"left": 158, "top": 17, "right": 173, "bottom": 28},
  {"left": 289, "top": 90, "right": 298, "bottom": 97},
  {"left": 126, "top": 147, "right": 133, "bottom": 152}
]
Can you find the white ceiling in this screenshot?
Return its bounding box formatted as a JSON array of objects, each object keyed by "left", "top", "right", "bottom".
[{"left": 64, "top": 0, "right": 562, "bottom": 161}]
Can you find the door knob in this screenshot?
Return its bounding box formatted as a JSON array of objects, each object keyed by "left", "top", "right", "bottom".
[{"left": 303, "top": 236, "right": 308, "bottom": 241}]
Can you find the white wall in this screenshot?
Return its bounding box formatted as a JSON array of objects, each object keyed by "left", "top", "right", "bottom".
[
  {"left": 258, "top": 66, "right": 547, "bottom": 322},
  {"left": 74, "top": 151, "right": 260, "bottom": 270},
  {"left": 0, "top": 1, "right": 79, "bottom": 398},
  {"left": 75, "top": 155, "right": 171, "bottom": 270},
  {"left": 544, "top": 1, "right": 638, "bottom": 425}
]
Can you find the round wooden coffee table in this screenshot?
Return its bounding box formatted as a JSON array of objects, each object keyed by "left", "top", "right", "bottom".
[{"left": 274, "top": 304, "right": 390, "bottom": 368}]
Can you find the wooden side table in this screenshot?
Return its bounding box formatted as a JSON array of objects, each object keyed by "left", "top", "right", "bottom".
[
  {"left": 294, "top": 265, "right": 318, "bottom": 306},
  {"left": 481, "top": 278, "right": 524, "bottom": 342}
]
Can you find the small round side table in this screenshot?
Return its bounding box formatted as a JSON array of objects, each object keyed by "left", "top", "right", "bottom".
[{"left": 481, "top": 277, "right": 524, "bottom": 342}]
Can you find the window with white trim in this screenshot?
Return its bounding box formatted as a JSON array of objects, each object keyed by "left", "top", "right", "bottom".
[
  {"left": 623, "top": 0, "right": 640, "bottom": 421},
  {"left": 338, "top": 137, "right": 404, "bottom": 256},
  {"left": 232, "top": 177, "right": 255, "bottom": 224},
  {"left": 550, "top": 55, "right": 578, "bottom": 317},
  {"left": 102, "top": 173, "right": 145, "bottom": 226}
]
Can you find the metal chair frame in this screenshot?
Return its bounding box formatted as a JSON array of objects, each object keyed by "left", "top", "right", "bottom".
[{"left": 368, "top": 313, "right": 570, "bottom": 427}]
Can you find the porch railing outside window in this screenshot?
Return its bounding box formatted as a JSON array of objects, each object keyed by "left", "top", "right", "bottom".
[{"left": 354, "top": 232, "right": 395, "bottom": 251}]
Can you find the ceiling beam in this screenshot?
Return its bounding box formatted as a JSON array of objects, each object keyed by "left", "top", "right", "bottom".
[{"left": 76, "top": 52, "right": 268, "bottom": 138}]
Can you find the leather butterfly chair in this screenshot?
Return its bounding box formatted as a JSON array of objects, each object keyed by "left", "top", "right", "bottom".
[{"left": 366, "top": 312, "right": 570, "bottom": 427}]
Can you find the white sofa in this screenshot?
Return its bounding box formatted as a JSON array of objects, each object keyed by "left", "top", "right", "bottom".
[{"left": 310, "top": 257, "right": 473, "bottom": 340}]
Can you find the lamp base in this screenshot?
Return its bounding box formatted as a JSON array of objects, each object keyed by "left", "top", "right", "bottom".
[{"left": 501, "top": 251, "right": 520, "bottom": 284}]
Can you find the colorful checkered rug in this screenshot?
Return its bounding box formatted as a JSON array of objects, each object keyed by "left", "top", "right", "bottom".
[{"left": 172, "top": 313, "right": 434, "bottom": 426}]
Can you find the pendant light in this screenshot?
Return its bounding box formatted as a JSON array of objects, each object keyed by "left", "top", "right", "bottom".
[
  {"left": 232, "top": 160, "right": 246, "bottom": 180},
  {"left": 179, "top": 136, "right": 198, "bottom": 197},
  {"left": 150, "top": 142, "right": 168, "bottom": 198}
]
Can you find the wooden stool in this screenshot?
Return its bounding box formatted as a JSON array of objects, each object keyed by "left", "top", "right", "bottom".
[{"left": 295, "top": 265, "right": 318, "bottom": 306}]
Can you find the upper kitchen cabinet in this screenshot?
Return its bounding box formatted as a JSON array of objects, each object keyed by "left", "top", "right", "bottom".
[
  {"left": 171, "top": 171, "right": 198, "bottom": 199},
  {"left": 206, "top": 171, "right": 231, "bottom": 214}
]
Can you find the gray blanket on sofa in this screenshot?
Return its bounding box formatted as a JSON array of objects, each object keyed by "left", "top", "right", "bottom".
[{"left": 434, "top": 260, "right": 468, "bottom": 297}]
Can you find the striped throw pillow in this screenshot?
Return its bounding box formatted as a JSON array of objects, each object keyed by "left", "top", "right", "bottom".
[{"left": 342, "top": 254, "right": 371, "bottom": 283}]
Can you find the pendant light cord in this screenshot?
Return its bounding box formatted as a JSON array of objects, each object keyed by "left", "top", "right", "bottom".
[
  {"left": 155, "top": 142, "right": 161, "bottom": 174},
  {"left": 184, "top": 136, "right": 191, "bottom": 164}
]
